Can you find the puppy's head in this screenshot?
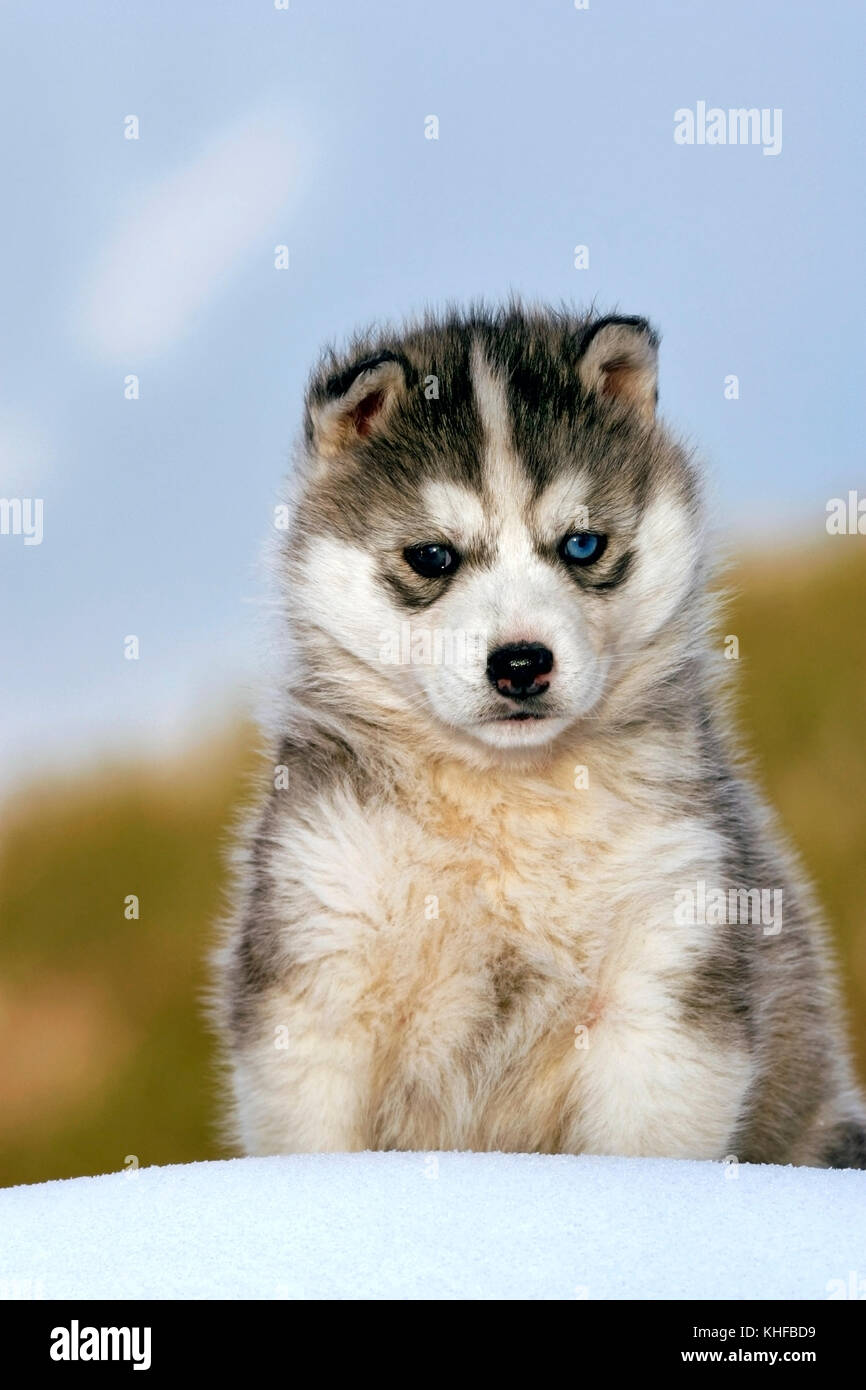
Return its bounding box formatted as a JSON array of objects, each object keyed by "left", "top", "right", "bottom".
[{"left": 281, "top": 305, "right": 704, "bottom": 762}]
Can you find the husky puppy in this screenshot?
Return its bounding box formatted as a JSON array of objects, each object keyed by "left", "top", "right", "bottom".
[{"left": 215, "top": 304, "right": 866, "bottom": 1167}]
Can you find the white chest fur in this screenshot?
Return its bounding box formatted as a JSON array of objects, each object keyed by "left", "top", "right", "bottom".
[{"left": 241, "top": 749, "right": 753, "bottom": 1159}]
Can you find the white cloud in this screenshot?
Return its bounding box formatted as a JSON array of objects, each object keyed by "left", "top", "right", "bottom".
[{"left": 79, "top": 111, "right": 298, "bottom": 359}]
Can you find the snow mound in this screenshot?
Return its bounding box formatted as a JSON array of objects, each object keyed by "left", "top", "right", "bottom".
[{"left": 1, "top": 1152, "right": 863, "bottom": 1300}]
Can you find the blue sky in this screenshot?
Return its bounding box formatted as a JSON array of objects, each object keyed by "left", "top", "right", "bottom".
[{"left": 1, "top": 0, "right": 863, "bottom": 786}]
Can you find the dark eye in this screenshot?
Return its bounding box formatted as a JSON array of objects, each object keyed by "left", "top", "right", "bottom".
[
  {"left": 403, "top": 543, "right": 459, "bottom": 578},
  {"left": 559, "top": 532, "right": 607, "bottom": 567}
]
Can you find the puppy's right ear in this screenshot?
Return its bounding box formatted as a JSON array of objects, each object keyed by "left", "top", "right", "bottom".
[{"left": 306, "top": 351, "right": 408, "bottom": 459}]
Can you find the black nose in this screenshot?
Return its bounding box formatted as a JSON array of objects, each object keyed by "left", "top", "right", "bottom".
[{"left": 487, "top": 642, "right": 554, "bottom": 699}]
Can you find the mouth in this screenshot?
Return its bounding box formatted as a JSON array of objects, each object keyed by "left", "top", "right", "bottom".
[
  {"left": 490, "top": 710, "right": 548, "bottom": 723},
  {"left": 469, "top": 706, "right": 568, "bottom": 750}
]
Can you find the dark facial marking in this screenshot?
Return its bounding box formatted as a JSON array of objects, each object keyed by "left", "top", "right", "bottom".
[{"left": 589, "top": 549, "right": 633, "bottom": 591}]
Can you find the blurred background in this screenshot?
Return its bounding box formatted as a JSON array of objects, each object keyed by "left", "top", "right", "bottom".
[{"left": 1, "top": 0, "right": 864, "bottom": 1186}]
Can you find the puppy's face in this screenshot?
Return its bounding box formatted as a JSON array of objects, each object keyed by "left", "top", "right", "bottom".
[{"left": 286, "top": 310, "right": 703, "bottom": 760}]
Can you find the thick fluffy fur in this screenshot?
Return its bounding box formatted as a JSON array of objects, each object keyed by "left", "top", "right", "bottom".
[{"left": 214, "top": 303, "right": 866, "bottom": 1167}]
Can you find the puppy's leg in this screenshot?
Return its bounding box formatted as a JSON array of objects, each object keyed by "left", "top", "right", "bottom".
[
  {"left": 806, "top": 1108, "right": 866, "bottom": 1170},
  {"left": 230, "top": 1007, "right": 373, "bottom": 1155}
]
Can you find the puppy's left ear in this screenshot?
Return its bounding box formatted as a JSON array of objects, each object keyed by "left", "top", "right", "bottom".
[
  {"left": 307, "top": 351, "right": 408, "bottom": 459},
  {"left": 578, "top": 316, "right": 659, "bottom": 425}
]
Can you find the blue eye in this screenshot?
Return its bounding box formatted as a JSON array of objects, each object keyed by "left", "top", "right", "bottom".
[{"left": 560, "top": 532, "right": 607, "bottom": 566}]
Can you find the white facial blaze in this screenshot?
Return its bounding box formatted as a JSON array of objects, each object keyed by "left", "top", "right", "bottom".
[
  {"left": 469, "top": 340, "right": 533, "bottom": 521},
  {"left": 421, "top": 480, "right": 486, "bottom": 546},
  {"left": 407, "top": 346, "right": 606, "bottom": 748}
]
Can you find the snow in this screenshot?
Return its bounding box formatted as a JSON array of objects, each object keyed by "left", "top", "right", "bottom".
[{"left": 0, "top": 1152, "right": 863, "bottom": 1300}]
